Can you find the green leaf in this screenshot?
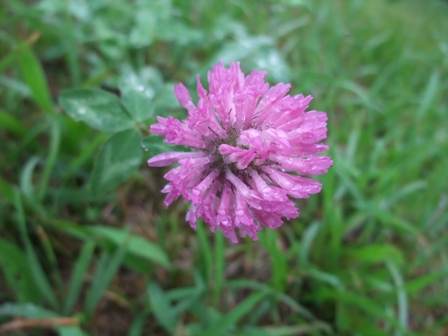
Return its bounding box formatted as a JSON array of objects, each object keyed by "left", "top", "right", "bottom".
[
  {"left": 259, "top": 230, "right": 288, "bottom": 292},
  {"left": 345, "top": 244, "right": 404, "bottom": 266},
  {"left": 154, "top": 82, "right": 182, "bottom": 111},
  {"left": 0, "top": 239, "right": 41, "bottom": 303},
  {"left": 119, "top": 72, "right": 155, "bottom": 122},
  {"left": 0, "top": 175, "right": 14, "bottom": 204},
  {"left": 213, "top": 231, "right": 225, "bottom": 305},
  {"left": 13, "top": 190, "right": 58, "bottom": 309},
  {"left": 264, "top": 323, "right": 332, "bottom": 335},
  {"left": 197, "top": 291, "right": 268, "bottom": 336},
  {"left": 238, "top": 327, "right": 271, "bottom": 336},
  {"left": 195, "top": 220, "right": 213, "bottom": 284},
  {"left": 0, "top": 32, "right": 39, "bottom": 74},
  {"left": 91, "top": 129, "right": 142, "bottom": 196},
  {"left": 147, "top": 281, "right": 178, "bottom": 333},
  {"left": 88, "top": 226, "right": 170, "bottom": 268},
  {"left": 58, "top": 89, "right": 134, "bottom": 132},
  {"left": 332, "top": 290, "right": 405, "bottom": 332},
  {"left": 84, "top": 240, "right": 129, "bottom": 315},
  {"left": 128, "top": 314, "right": 148, "bottom": 336},
  {"left": 227, "top": 279, "right": 316, "bottom": 321},
  {"left": 404, "top": 266, "right": 448, "bottom": 294},
  {"left": 63, "top": 240, "right": 96, "bottom": 315},
  {"left": 129, "top": 9, "right": 156, "bottom": 47},
  {"left": 0, "top": 110, "right": 26, "bottom": 137},
  {"left": 18, "top": 46, "right": 54, "bottom": 112}
]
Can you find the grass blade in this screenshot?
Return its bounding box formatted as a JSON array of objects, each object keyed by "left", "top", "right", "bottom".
[
  {"left": 18, "top": 46, "right": 54, "bottom": 112},
  {"left": 13, "top": 189, "right": 58, "bottom": 310},
  {"left": 213, "top": 230, "right": 225, "bottom": 305},
  {"left": 197, "top": 291, "right": 268, "bottom": 336},
  {"left": 63, "top": 240, "right": 96, "bottom": 315},
  {"left": 84, "top": 234, "right": 129, "bottom": 315}
]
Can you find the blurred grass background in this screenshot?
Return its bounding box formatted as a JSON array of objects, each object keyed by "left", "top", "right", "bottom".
[{"left": 1, "top": 0, "right": 448, "bottom": 335}]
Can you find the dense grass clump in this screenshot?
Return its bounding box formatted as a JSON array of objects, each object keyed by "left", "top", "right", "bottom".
[{"left": 1, "top": 0, "right": 447, "bottom": 335}]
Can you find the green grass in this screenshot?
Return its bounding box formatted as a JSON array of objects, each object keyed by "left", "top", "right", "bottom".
[{"left": 1, "top": 0, "right": 448, "bottom": 335}]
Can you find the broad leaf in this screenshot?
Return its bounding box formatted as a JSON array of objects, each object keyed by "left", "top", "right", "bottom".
[
  {"left": 119, "top": 72, "right": 155, "bottom": 122},
  {"left": 91, "top": 129, "right": 142, "bottom": 195},
  {"left": 59, "top": 89, "right": 134, "bottom": 132}
]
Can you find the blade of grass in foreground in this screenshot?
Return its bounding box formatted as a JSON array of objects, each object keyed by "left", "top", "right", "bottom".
[
  {"left": 13, "top": 189, "right": 58, "bottom": 310},
  {"left": 63, "top": 240, "right": 96, "bottom": 315},
  {"left": 197, "top": 291, "right": 268, "bottom": 336},
  {"left": 213, "top": 230, "right": 225, "bottom": 306},
  {"left": 18, "top": 46, "right": 55, "bottom": 113},
  {"left": 84, "top": 234, "right": 129, "bottom": 316}
]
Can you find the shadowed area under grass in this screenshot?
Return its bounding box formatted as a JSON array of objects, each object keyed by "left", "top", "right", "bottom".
[{"left": 1, "top": 0, "right": 448, "bottom": 335}]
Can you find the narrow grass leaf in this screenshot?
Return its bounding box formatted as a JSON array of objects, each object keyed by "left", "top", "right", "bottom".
[
  {"left": 306, "top": 268, "right": 342, "bottom": 288},
  {"left": 19, "top": 156, "right": 48, "bottom": 218},
  {"left": 62, "top": 133, "right": 108, "bottom": 182},
  {"left": 197, "top": 291, "right": 268, "bottom": 336},
  {"left": 19, "top": 156, "right": 40, "bottom": 204},
  {"left": 0, "top": 32, "right": 40, "bottom": 73},
  {"left": 417, "top": 71, "right": 439, "bottom": 119},
  {"left": 238, "top": 326, "right": 271, "bottom": 336},
  {"left": 298, "top": 221, "right": 320, "bottom": 264},
  {"left": 386, "top": 261, "right": 408, "bottom": 336},
  {"left": 0, "top": 110, "right": 26, "bottom": 136},
  {"left": 332, "top": 290, "right": 404, "bottom": 331},
  {"left": 84, "top": 237, "right": 129, "bottom": 315},
  {"left": 404, "top": 266, "right": 448, "bottom": 294},
  {"left": 147, "top": 281, "right": 178, "bottom": 333},
  {"left": 357, "top": 201, "right": 420, "bottom": 236},
  {"left": 88, "top": 226, "right": 170, "bottom": 267},
  {"left": 18, "top": 46, "right": 54, "bottom": 112},
  {"left": 227, "top": 279, "right": 316, "bottom": 320},
  {"left": 63, "top": 240, "right": 96, "bottom": 315},
  {"left": 128, "top": 313, "right": 148, "bottom": 336},
  {"left": 0, "top": 239, "right": 41, "bottom": 303},
  {"left": 345, "top": 244, "right": 404, "bottom": 266},
  {"left": 264, "top": 323, "right": 332, "bottom": 335},
  {"left": 0, "top": 175, "right": 14, "bottom": 203},
  {"left": 13, "top": 189, "right": 58, "bottom": 310},
  {"left": 259, "top": 230, "right": 288, "bottom": 292},
  {"left": 195, "top": 219, "right": 213, "bottom": 284},
  {"left": 38, "top": 120, "right": 61, "bottom": 200},
  {"left": 213, "top": 230, "right": 225, "bottom": 305}
]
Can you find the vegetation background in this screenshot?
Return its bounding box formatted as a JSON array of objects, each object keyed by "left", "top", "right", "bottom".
[{"left": 1, "top": 0, "right": 448, "bottom": 335}]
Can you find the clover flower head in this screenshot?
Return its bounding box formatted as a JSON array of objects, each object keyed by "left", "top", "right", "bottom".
[{"left": 148, "top": 62, "right": 332, "bottom": 243}]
